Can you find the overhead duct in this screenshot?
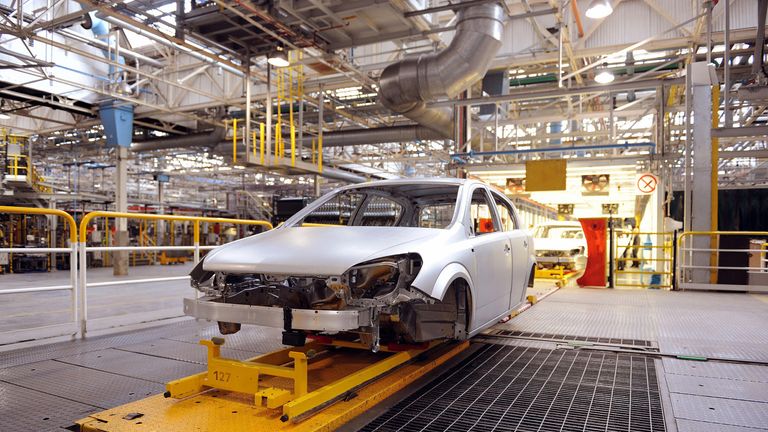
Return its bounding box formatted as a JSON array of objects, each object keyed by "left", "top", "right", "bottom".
[
  {"left": 303, "top": 1, "right": 507, "bottom": 146},
  {"left": 131, "top": 127, "right": 226, "bottom": 152},
  {"left": 299, "top": 125, "right": 445, "bottom": 147},
  {"left": 377, "top": 2, "right": 506, "bottom": 135}
]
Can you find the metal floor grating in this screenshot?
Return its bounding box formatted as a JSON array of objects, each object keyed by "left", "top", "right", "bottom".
[
  {"left": 489, "top": 329, "right": 657, "bottom": 350},
  {"left": 360, "top": 343, "right": 666, "bottom": 432}
]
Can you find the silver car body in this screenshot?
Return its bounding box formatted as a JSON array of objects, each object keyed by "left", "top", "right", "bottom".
[
  {"left": 533, "top": 221, "right": 588, "bottom": 270},
  {"left": 186, "top": 178, "right": 536, "bottom": 349}
]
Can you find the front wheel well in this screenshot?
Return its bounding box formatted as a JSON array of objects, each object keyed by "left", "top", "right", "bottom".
[{"left": 444, "top": 278, "right": 472, "bottom": 339}]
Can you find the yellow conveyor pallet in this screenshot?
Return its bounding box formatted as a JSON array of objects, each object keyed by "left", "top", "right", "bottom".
[{"left": 76, "top": 338, "right": 468, "bottom": 432}]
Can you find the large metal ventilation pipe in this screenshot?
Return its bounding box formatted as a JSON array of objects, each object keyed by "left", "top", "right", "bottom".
[
  {"left": 131, "top": 127, "right": 226, "bottom": 152},
  {"left": 299, "top": 125, "right": 445, "bottom": 147},
  {"left": 377, "top": 2, "right": 507, "bottom": 135}
]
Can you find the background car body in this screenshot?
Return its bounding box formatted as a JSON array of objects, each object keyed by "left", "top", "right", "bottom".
[{"left": 533, "top": 221, "right": 588, "bottom": 270}]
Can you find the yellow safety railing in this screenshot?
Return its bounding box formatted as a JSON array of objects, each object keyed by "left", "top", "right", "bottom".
[
  {"left": 0, "top": 208, "right": 274, "bottom": 344},
  {"left": 76, "top": 211, "right": 272, "bottom": 336},
  {"left": 79, "top": 211, "right": 272, "bottom": 262},
  {"left": 0, "top": 206, "right": 79, "bottom": 344},
  {"left": 0, "top": 206, "right": 77, "bottom": 242},
  {"left": 614, "top": 231, "right": 674, "bottom": 289},
  {"left": 677, "top": 231, "right": 768, "bottom": 292}
]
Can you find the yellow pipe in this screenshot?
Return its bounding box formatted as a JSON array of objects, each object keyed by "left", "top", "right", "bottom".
[
  {"left": 289, "top": 59, "right": 295, "bottom": 167},
  {"left": 232, "top": 118, "right": 238, "bottom": 164},
  {"left": 311, "top": 138, "right": 316, "bottom": 164},
  {"left": 0, "top": 206, "right": 77, "bottom": 243},
  {"left": 79, "top": 211, "right": 272, "bottom": 243},
  {"left": 290, "top": 123, "right": 296, "bottom": 167},
  {"left": 259, "top": 122, "right": 265, "bottom": 165}
]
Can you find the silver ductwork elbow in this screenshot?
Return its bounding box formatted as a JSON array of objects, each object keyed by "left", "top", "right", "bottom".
[{"left": 378, "top": 2, "right": 506, "bottom": 135}]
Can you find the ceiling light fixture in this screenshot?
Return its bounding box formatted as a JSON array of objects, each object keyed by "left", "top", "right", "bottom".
[
  {"left": 594, "top": 63, "right": 615, "bottom": 84},
  {"left": 0, "top": 113, "right": 9, "bottom": 120},
  {"left": 585, "top": 0, "right": 613, "bottom": 19},
  {"left": 267, "top": 49, "right": 289, "bottom": 68}
]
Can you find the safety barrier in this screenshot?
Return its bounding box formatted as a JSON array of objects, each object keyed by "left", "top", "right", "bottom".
[
  {"left": 0, "top": 206, "right": 78, "bottom": 345},
  {"left": 77, "top": 211, "right": 272, "bottom": 335},
  {"left": 0, "top": 207, "right": 271, "bottom": 345},
  {"left": 678, "top": 231, "right": 768, "bottom": 292},
  {"left": 613, "top": 231, "right": 675, "bottom": 289}
]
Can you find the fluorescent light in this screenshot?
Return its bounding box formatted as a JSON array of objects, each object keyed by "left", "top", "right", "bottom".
[
  {"left": 267, "top": 50, "right": 289, "bottom": 68},
  {"left": 585, "top": 0, "right": 613, "bottom": 19},
  {"left": 0, "top": 113, "right": 9, "bottom": 120}
]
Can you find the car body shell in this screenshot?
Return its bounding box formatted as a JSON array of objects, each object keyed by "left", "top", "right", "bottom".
[
  {"left": 189, "top": 178, "right": 536, "bottom": 339},
  {"left": 533, "top": 221, "right": 588, "bottom": 270}
]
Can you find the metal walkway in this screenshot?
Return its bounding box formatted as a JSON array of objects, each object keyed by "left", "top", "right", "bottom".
[
  {"left": 0, "top": 285, "right": 766, "bottom": 431},
  {"left": 360, "top": 343, "right": 665, "bottom": 432}
]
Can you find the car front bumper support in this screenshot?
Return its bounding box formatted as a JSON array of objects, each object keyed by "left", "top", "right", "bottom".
[
  {"left": 536, "top": 256, "right": 577, "bottom": 265},
  {"left": 183, "top": 297, "right": 371, "bottom": 332}
]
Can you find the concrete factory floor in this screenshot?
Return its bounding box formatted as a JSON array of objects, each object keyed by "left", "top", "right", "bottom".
[
  {"left": 0, "top": 263, "right": 194, "bottom": 332},
  {"left": 0, "top": 278, "right": 766, "bottom": 431}
]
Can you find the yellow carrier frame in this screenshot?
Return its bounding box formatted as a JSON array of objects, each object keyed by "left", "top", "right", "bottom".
[{"left": 77, "top": 337, "right": 469, "bottom": 431}]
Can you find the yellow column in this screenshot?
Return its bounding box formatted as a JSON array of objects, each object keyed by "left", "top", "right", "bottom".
[
  {"left": 259, "top": 122, "right": 265, "bottom": 165},
  {"left": 290, "top": 124, "right": 296, "bottom": 167},
  {"left": 232, "top": 118, "right": 238, "bottom": 164}
]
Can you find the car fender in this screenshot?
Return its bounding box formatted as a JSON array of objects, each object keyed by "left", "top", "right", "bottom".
[{"left": 430, "top": 262, "right": 475, "bottom": 305}]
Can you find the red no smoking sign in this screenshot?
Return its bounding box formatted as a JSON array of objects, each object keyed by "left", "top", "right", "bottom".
[{"left": 636, "top": 173, "right": 658, "bottom": 194}]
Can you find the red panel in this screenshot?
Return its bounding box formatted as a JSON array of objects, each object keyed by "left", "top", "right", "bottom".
[{"left": 577, "top": 218, "right": 607, "bottom": 288}]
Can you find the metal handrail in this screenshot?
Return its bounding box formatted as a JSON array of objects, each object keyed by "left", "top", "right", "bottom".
[
  {"left": 77, "top": 211, "right": 273, "bottom": 336},
  {"left": 613, "top": 230, "right": 675, "bottom": 289},
  {"left": 0, "top": 205, "right": 77, "bottom": 242},
  {"left": 0, "top": 206, "right": 79, "bottom": 344},
  {"left": 0, "top": 208, "right": 275, "bottom": 344},
  {"left": 677, "top": 230, "right": 768, "bottom": 291}
]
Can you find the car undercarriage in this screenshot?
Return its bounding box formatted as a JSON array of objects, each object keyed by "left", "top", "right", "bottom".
[{"left": 189, "top": 254, "right": 468, "bottom": 351}]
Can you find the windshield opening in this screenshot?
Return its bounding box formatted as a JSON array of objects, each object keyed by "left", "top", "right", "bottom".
[{"left": 293, "top": 184, "right": 460, "bottom": 228}]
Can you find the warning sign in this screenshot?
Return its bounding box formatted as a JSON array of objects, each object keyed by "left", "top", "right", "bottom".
[{"left": 636, "top": 173, "right": 658, "bottom": 194}]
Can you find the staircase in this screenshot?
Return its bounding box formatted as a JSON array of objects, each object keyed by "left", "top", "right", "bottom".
[{"left": 233, "top": 190, "right": 273, "bottom": 223}]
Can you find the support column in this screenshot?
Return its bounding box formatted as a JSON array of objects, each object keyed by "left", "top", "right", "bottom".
[
  {"left": 266, "top": 64, "right": 272, "bottom": 164},
  {"left": 244, "top": 52, "right": 251, "bottom": 162},
  {"left": 113, "top": 146, "right": 129, "bottom": 276},
  {"left": 50, "top": 199, "right": 57, "bottom": 272},
  {"left": 689, "top": 62, "right": 718, "bottom": 283}
]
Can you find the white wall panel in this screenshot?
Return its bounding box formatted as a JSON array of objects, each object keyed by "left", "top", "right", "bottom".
[
  {"left": 497, "top": 19, "right": 544, "bottom": 58},
  {"left": 711, "top": 0, "right": 759, "bottom": 32}
]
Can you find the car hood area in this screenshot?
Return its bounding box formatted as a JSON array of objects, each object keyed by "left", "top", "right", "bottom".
[
  {"left": 534, "top": 237, "right": 585, "bottom": 252},
  {"left": 202, "top": 226, "right": 445, "bottom": 275}
]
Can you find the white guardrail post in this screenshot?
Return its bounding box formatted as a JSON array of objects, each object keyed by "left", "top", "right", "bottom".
[{"left": 78, "top": 239, "right": 88, "bottom": 337}]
